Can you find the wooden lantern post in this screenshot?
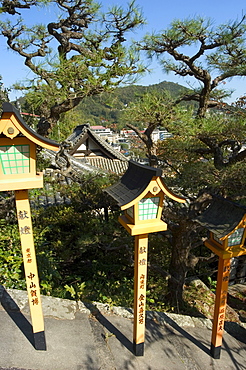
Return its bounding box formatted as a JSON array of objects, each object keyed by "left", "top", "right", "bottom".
[
  {"left": 210, "top": 257, "right": 231, "bottom": 359},
  {"left": 195, "top": 197, "right": 246, "bottom": 359},
  {"left": 105, "top": 161, "right": 185, "bottom": 356},
  {"left": 133, "top": 234, "right": 148, "bottom": 355},
  {"left": 0, "top": 103, "right": 60, "bottom": 350}
]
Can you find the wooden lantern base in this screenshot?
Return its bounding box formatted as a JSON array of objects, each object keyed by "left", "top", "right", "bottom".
[
  {"left": 211, "top": 343, "right": 221, "bottom": 359},
  {"left": 0, "top": 172, "right": 43, "bottom": 191},
  {"left": 119, "top": 215, "right": 167, "bottom": 236},
  {"left": 34, "top": 331, "right": 46, "bottom": 351},
  {"left": 205, "top": 239, "right": 246, "bottom": 258},
  {"left": 133, "top": 341, "right": 144, "bottom": 356}
]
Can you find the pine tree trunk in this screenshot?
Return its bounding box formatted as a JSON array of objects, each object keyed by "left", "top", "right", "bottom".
[
  {"left": 167, "top": 220, "right": 192, "bottom": 311},
  {"left": 197, "top": 82, "right": 211, "bottom": 118}
]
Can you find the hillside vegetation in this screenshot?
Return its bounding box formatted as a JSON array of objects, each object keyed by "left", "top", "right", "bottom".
[{"left": 74, "top": 81, "right": 192, "bottom": 128}]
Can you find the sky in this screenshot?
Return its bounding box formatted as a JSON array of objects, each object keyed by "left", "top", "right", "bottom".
[{"left": 0, "top": 0, "right": 246, "bottom": 102}]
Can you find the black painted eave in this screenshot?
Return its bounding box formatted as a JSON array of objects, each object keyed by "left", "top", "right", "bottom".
[
  {"left": 195, "top": 196, "right": 246, "bottom": 239},
  {"left": 105, "top": 160, "right": 162, "bottom": 207},
  {"left": 2, "top": 102, "right": 59, "bottom": 149}
]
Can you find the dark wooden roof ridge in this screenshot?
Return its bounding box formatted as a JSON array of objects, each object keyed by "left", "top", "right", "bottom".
[
  {"left": 2, "top": 102, "right": 60, "bottom": 149},
  {"left": 104, "top": 160, "right": 162, "bottom": 207},
  {"left": 194, "top": 195, "right": 246, "bottom": 238},
  {"left": 66, "top": 124, "right": 89, "bottom": 146},
  {"left": 67, "top": 124, "right": 128, "bottom": 162}
]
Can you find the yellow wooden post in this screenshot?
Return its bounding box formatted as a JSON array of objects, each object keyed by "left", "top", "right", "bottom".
[
  {"left": 211, "top": 257, "right": 231, "bottom": 359},
  {"left": 133, "top": 234, "right": 148, "bottom": 356},
  {"left": 15, "top": 189, "right": 46, "bottom": 350}
]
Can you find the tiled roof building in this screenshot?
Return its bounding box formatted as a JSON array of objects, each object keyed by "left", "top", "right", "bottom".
[{"left": 67, "top": 124, "right": 128, "bottom": 175}]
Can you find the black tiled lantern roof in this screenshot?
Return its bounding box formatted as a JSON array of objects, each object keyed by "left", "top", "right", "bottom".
[
  {"left": 105, "top": 160, "right": 162, "bottom": 207},
  {"left": 195, "top": 196, "right": 246, "bottom": 239}
]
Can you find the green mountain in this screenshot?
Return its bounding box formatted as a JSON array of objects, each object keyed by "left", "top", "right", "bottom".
[{"left": 75, "top": 80, "right": 191, "bottom": 127}]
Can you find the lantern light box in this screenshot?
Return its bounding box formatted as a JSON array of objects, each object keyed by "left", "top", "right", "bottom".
[
  {"left": 106, "top": 160, "right": 186, "bottom": 236},
  {"left": 0, "top": 102, "right": 59, "bottom": 191},
  {"left": 195, "top": 196, "right": 246, "bottom": 259}
]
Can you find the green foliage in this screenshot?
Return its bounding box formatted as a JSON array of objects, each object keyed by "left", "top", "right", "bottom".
[
  {"left": 0, "top": 75, "right": 9, "bottom": 111},
  {"left": 0, "top": 0, "right": 50, "bottom": 15},
  {"left": 49, "top": 110, "right": 83, "bottom": 142},
  {"left": 143, "top": 15, "right": 246, "bottom": 76},
  {"left": 64, "top": 282, "right": 86, "bottom": 301},
  {"left": 154, "top": 103, "right": 246, "bottom": 309},
  {"left": 0, "top": 172, "right": 176, "bottom": 312},
  {"left": 207, "top": 276, "right": 217, "bottom": 292},
  {"left": 157, "top": 108, "right": 246, "bottom": 198},
  {"left": 29, "top": 175, "right": 135, "bottom": 304},
  {"left": 0, "top": 219, "right": 25, "bottom": 289},
  {"left": 219, "top": 162, "right": 246, "bottom": 201},
  {"left": 32, "top": 201, "right": 133, "bottom": 302},
  {"left": 141, "top": 15, "right": 246, "bottom": 117},
  {"left": 0, "top": 0, "right": 146, "bottom": 132},
  {"left": 74, "top": 81, "right": 191, "bottom": 129},
  {"left": 36, "top": 152, "right": 52, "bottom": 172},
  {"left": 122, "top": 90, "right": 175, "bottom": 128}
]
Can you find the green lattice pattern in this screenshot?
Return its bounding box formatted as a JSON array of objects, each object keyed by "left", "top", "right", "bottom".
[
  {"left": 139, "top": 197, "right": 159, "bottom": 220},
  {"left": 228, "top": 228, "right": 244, "bottom": 246},
  {"left": 0, "top": 145, "right": 30, "bottom": 175}
]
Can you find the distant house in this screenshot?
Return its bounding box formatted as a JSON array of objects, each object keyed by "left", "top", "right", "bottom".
[
  {"left": 120, "top": 129, "right": 144, "bottom": 137},
  {"left": 152, "top": 129, "right": 172, "bottom": 142},
  {"left": 67, "top": 124, "right": 128, "bottom": 175},
  {"left": 120, "top": 128, "right": 172, "bottom": 142},
  {"left": 90, "top": 125, "right": 112, "bottom": 136}
]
